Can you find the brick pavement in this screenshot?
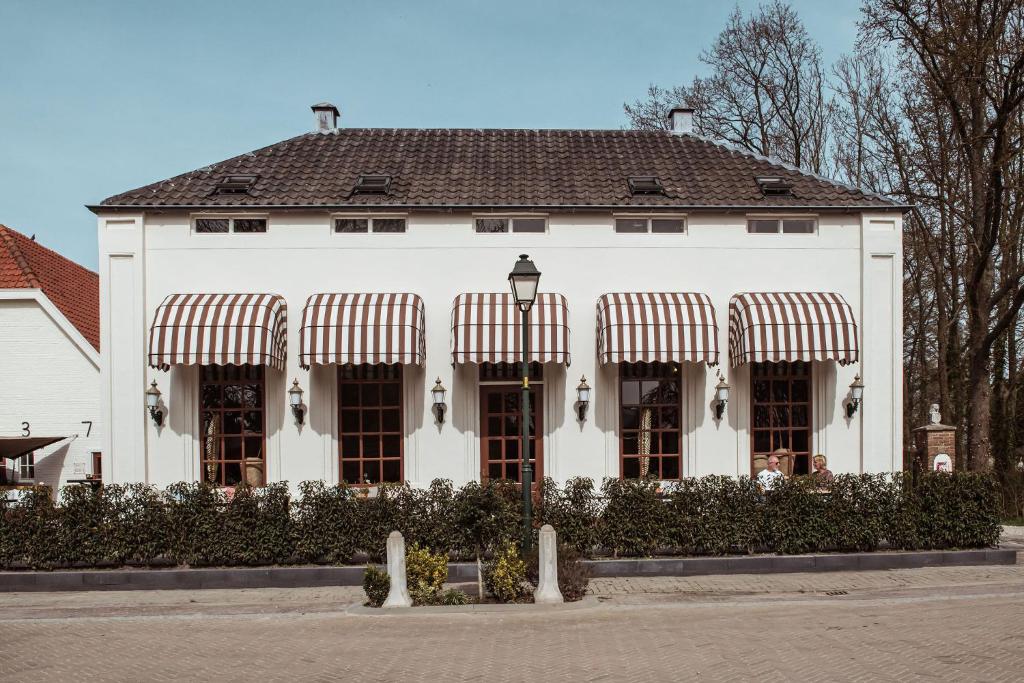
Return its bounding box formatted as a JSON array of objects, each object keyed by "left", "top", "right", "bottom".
[{"left": 2, "top": 566, "right": 1023, "bottom": 681}]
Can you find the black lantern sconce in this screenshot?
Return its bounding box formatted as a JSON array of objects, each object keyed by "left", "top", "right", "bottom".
[
  {"left": 714, "top": 374, "right": 730, "bottom": 421},
  {"left": 288, "top": 379, "right": 305, "bottom": 424},
  {"left": 431, "top": 377, "right": 448, "bottom": 424},
  {"left": 846, "top": 374, "right": 864, "bottom": 418},
  {"left": 145, "top": 380, "right": 163, "bottom": 427},
  {"left": 576, "top": 376, "right": 591, "bottom": 421}
]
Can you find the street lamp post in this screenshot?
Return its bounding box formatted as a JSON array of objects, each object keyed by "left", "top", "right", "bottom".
[{"left": 508, "top": 254, "right": 541, "bottom": 553}]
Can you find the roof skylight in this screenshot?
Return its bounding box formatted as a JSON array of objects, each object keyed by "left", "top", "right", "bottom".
[
  {"left": 353, "top": 174, "right": 392, "bottom": 195},
  {"left": 627, "top": 176, "right": 665, "bottom": 195},
  {"left": 213, "top": 175, "right": 259, "bottom": 195}
]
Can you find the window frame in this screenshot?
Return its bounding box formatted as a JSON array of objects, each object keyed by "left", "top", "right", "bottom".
[
  {"left": 473, "top": 214, "right": 549, "bottom": 234},
  {"left": 19, "top": 452, "right": 35, "bottom": 481},
  {"left": 479, "top": 382, "right": 544, "bottom": 485},
  {"left": 198, "top": 364, "right": 267, "bottom": 487},
  {"left": 618, "top": 361, "right": 683, "bottom": 481},
  {"left": 192, "top": 214, "right": 269, "bottom": 235},
  {"left": 749, "top": 361, "right": 813, "bottom": 477},
  {"left": 332, "top": 213, "right": 408, "bottom": 234},
  {"left": 613, "top": 214, "right": 687, "bottom": 234},
  {"left": 338, "top": 364, "right": 404, "bottom": 486},
  {"left": 744, "top": 214, "right": 818, "bottom": 235}
]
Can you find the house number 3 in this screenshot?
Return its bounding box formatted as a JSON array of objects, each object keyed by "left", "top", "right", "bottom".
[{"left": 21, "top": 422, "right": 30, "bottom": 437}]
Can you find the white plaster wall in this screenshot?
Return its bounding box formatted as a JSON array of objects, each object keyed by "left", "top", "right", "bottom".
[
  {"left": 99, "top": 209, "right": 903, "bottom": 487},
  {"left": 0, "top": 299, "right": 101, "bottom": 487}
]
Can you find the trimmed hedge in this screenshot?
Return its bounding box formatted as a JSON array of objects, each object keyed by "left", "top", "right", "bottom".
[{"left": 0, "top": 472, "right": 1001, "bottom": 570}]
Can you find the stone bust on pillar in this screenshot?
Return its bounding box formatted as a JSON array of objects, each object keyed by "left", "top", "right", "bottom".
[{"left": 911, "top": 404, "right": 957, "bottom": 472}]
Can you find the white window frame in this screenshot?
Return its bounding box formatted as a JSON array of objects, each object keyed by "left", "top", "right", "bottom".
[
  {"left": 332, "top": 213, "right": 409, "bottom": 234},
  {"left": 745, "top": 214, "right": 819, "bottom": 235},
  {"left": 612, "top": 214, "right": 688, "bottom": 234},
  {"left": 191, "top": 213, "right": 270, "bottom": 235},
  {"left": 472, "top": 213, "right": 549, "bottom": 234},
  {"left": 19, "top": 452, "right": 35, "bottom": 481}
]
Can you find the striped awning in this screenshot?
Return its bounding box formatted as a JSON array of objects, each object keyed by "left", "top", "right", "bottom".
[
  {"left": 596, "top": 292, "right": 720, "bottom": 365},
  {"left": 148, "top": 293, "right": 287, "bottom": 370},
  {"left": 728, "top": 292, "right": 859, "bottom": 367},
  {"left": 451, "top": 293, "right": 571, "bottom": 365},
  {"left": 299, "top": 293, "right": 426, "bottom": 368}
]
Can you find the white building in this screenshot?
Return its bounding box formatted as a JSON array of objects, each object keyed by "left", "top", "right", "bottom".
[
  {"left": 0, "top": 225, "right": 102, "bottom": 488},
  {"left": 92, "top": 104, "right": 904, "bottom": 489}
]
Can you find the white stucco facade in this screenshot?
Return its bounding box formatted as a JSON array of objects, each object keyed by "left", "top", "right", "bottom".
[
  {"left": 96, "top": 208, "right": 902, "bottom": 488},
  {"left": 0, "top": 290, "right": 102, "bottom": 486}
]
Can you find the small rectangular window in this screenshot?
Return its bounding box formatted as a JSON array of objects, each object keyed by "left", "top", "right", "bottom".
[
  {"left": 335, "top": 218, "right": 369, "bottom": 233},
  {"left": 233, "top": 218, "right": 267, "bottom": 233},
  {"left": 615, "top": 218, "right": 648, "bottom": 233},
  {"left": 20, "top": 453, "right": 35, "bottom": 480},
  {"left": 476, "top": 218, "right": 509, "bottom": 233},
  {"left": 372, "top": 218, "right": 406, "bottom": 233},
  {"left": 747, "top": 219, "right": 780, "bottom": 234},
  {"left": 651, "top": 218, "right": 685, "bottom": 233},
  {"left": 782, "top": 219, "right": 816, "bottom": 234},
  {"left": 512, "top": 218, "right": 546, "bottom": 233},
  {"left": 196, "top": 218, "right": 229, "bottom": 233}
]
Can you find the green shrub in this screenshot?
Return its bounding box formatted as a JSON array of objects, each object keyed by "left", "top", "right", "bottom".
[
  {"left": 599, "top": 477, "right": 667, "bottom": 557},
  {"left": 526, "top": 543, "right": 591, "bottom": 602},
  {"left": 438, "top": 588, "right": 472, "bottom": 605},
  {"left": 0, "top": 472, "right": 1003, "bottom": 570},
  {"left": 292, "top": 481, "right": 357, "bottom": 564},
  {"left": 405, "top": 543, "right": 448, "bottom": 605},
  {"left": 483, "top": 541, "right": 531, "bottom": 603},
  {"left": 363, "top": 565, "right": 390, "bottom": 607},
  {"left": 538, "top": 477, "right": 600, "bottom": 555}
]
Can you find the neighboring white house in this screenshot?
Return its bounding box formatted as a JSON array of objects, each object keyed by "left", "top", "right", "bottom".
[
  {"left": 91, "top": 103, "right": 905, "bottom": 489},
  {"left": 0, "top": 225, "right": 102, "bottom": 488}
]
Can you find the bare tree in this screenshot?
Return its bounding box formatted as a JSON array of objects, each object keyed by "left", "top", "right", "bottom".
[
  {"left": 862, "top": 0, "right": 1024, "bottom": 470},
  {"left": 624, "top": 1, "right": 833, "bottom": 173}
]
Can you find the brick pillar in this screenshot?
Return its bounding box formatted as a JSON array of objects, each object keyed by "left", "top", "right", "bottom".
[{"left": 911, "top": 404, "right": 956, "bottom": 472}]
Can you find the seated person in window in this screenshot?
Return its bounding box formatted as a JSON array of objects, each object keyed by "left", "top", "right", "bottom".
[
  {"left": 810, "top": 454, "right": 834, "bottom": 488},
  {"left": 756, "top": 453, "right": 786, "bottom": 491}
]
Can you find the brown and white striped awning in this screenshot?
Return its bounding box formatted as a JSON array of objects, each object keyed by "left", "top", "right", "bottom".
[
  {"left": 299, "top": 293, "right": 425, "bottom": 368},
  {"left": 451, "top": 293, "right": 571, "bottom": 365},
  {"left": 596, "top": 293, "right": 720, "bottom": 365},
  {"left": 149, "top": 293, "right": 287, "bottom": 370},
  {"left": 728, "top": 292, "right": 859, "bottom": 367}
]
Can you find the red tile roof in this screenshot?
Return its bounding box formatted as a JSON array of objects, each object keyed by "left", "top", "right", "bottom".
[
  {"left": 0, "top": 225, "right": 99, "bottom": 351},
  {"left": 97, "top": 128, "right": 905, "bottom": 211}
]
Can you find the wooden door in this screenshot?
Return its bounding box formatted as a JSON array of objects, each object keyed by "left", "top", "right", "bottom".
[{"left": 480, "top": 385, "right": 543, "bottom": 483}]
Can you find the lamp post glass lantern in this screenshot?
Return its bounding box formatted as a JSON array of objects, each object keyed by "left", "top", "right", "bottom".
[
  {"left": 508, "top": 254, "right": 540, "bottom": 551},
  {"left": 288, "top": 379, "right": 305, "bottom": 424},
  {"left": 431, "top": 377, "right": 447, "bottom": 423}
]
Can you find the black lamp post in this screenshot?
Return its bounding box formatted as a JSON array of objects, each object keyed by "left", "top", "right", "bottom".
[{"left": 508, "top": 254, "right": 540, "bottom": 552}]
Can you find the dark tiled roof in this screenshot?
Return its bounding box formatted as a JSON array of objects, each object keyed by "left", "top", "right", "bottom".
[
  {"left": 99, "top": 129, "right": 902, "bottom": 210},
  {"left": 0, "top": 225, "right": 100, "bottom": 350}
]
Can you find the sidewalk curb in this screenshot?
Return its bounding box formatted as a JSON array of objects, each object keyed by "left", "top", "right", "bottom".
[
  {"left": 0, "top": 548, "right": 1014, "bottom": 593},
  {"left": 345, "top": 595, "right": 599, "bottom": 616}
]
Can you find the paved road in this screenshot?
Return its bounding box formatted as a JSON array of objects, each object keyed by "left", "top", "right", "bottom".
[{"left": 2, "top": 565, "right": 1023, "bottom": 682}]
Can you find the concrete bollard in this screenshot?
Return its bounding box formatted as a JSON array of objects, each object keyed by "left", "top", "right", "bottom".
[
  {"left": 533, "top": 524, "right": 564, "bottom": 604},
  {"left": 382, "top": 530, "right": 413, "bottom": 608}
]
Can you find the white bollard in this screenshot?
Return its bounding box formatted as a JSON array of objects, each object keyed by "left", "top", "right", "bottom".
[
  {"left": 382, "top": 531, "right": 413, "bottom": 608},
  {"left": 534, "top": 524, "right": 564, "bottom": 604}
]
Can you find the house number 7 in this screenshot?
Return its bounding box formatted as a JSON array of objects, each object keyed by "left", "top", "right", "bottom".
[
  {"left": 81, "top": 421, "right": 93, "bottom": 437},
  {"left": 21, "top": 422, "right": 30, "bottom": 437}
]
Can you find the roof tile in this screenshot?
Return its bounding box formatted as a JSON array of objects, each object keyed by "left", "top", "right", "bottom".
[{"left": 100, "top": 129, "right": 901, "bottom": 210}]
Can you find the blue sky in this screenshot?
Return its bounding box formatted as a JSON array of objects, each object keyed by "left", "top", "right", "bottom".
[{"left": 0, "top": 0, "right": 862, "bottom": 269}]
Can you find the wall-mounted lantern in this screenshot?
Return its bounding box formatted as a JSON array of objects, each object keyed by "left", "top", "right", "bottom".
[
  {"left": 145, "top": 380, "right": 163, "bottom": 426},
  {"left": 714, "top": 375, "right": 730, "bottom": 420},
  {"left": 846, "top": 374, "right": 864, "bottom": 418},
  {"left": 431, "top": 377, "right": 448, "bottom": 424},
  {"left": 576, "top": 376, "right": 592, "bottom": 421},
  {"left": 288, "top": 379, "right": 305, "bottom": 424}
]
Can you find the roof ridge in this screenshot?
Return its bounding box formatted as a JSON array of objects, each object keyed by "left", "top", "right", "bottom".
[
  {"left": 679, "top": 132, "right": 901, "bottom": 207},
  {"left": 0, "top": 225, "right": 42, "bottom": 288}
]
